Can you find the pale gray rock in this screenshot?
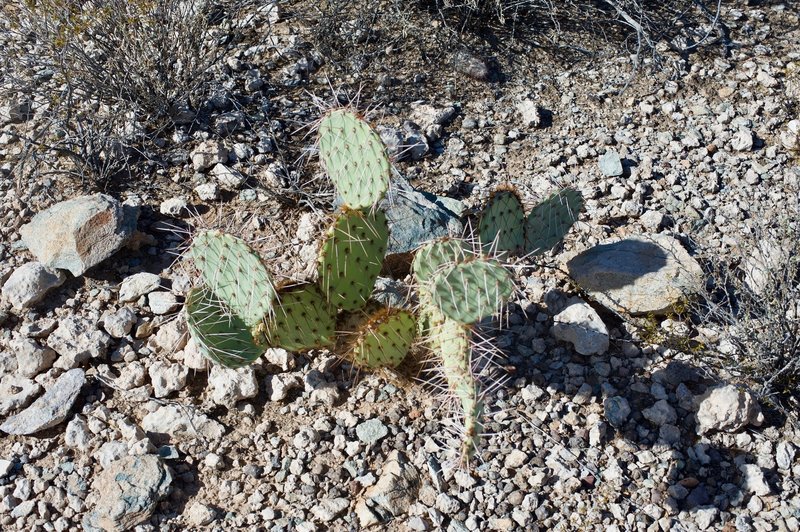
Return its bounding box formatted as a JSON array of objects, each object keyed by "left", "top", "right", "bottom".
[
  {"left": 19, "top": 194, "right": 138, "bottom": 276},
  {"left": 159, "top": 197, "right": 188, "bottom": 216},
  {"left": 101, "top": 307, "right": 137, "bottom": 338},
  {"left": 10, "top": 337, "right": 56, "bottom": 378},
  {"left": 148, "top": 291, "right": 180, "bottom": 315},
  {"left": 194, "top": 182, "right": 219, "bottom": 201},
  {"left": 114, "top": 361, "right": 146, "bottom": 390},
  {"left": 355, "top": 450, "right": 420, "bottom": 527},
  {"left": 82, "top": 455, "right": 172, "bottom": 532},
  {"left": 312, "top": 498, "right": 349, "bottom": 522},
  {"left": 776, "top": 442, "right": 796, "bottom": 470},
  {"left": 65, "top": 415, "right": 92, "bottom": 450},
  {"left": 694, "top": 507, "right": 718, "bottom": 530},
  {"left": 505, "top": 449, "right": 528, "bottom": 469},
  {"left": 181, "top": 338, "right": 208, "bottom": 371},
  {"left": 739, "top": 464, "right": 771, "bottom": 496},
  {"left": 95, "top": 441, "right": 128, "bottom": 468},
  {"left": 142, "top": 404, "right": 225, "bottom": 441},
  {"left": 696, "top": 385, "right": 763, "bottom": 435},
  {"left": 210, "top": 163, "right": 247, "bottom": 190},
  {"left": 148, "top": 360, "right": 189, "bottom": 398},
  {"left": 208, "top": 366, "right": 258, "bottom": 407},
  {"left": 516, "top": 99, "right": 542, "bottom": 127},
  {"left": 566, "top": 234, "right": 703, "bottom": 316},
  {"left": 604, "top": 396, "right": 631, "bottom": 427},
  {"left": 0, "top": 459, "right": 13, "bottom": 478},
  {"left": 119, "top": 272, "right": 161, "bottom": 303},
  {"left": 642, "top": 399, "right": 678, "bottom": 426},
  {"left": 550, "top": 298, "right": 609, "bottom": 355},
  {"left": 599, "top": 149, "right": 623, "bottom": 176},
  {"left": 0, "top": 369, "right": 84, "bottom": 434},
  {"left": 191, "top": 140, "right": 227, "bottom": 172},
  {"left": 0, "top": 375, "right": 42, "bottom": 416},
  {"left": 356, "top": 419, "right": 389, "bottom": 444},
  {"left": 1, "top": 262, "right": 66, "bottom": 310},
  {"left": 263, "top": 347, "right": 295, "bottom": 372},
  {"left": 148, "top": 318, "right": 188, "bottom": 353},
  {"left": 731, "top": 128, "right": 754, "bottom": 151},
  {"left": 186, "top": 501, "right": 216, "bottom": 526},
  {"left": 49, "top": 316, "right": 112, "bottom": 369},
  {"left": 264, "top": 374, "right": 303, "bottom": 401}
]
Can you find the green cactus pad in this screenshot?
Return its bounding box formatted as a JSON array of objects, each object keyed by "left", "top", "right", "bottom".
[
  {"left": 426, "top": 307, "right": 483, "bottom": 464},
  {"left": 262, "top": 283, "right": 335, "bottom": 352},
  {"left": 184, "top": 286, "right": 265, "bottom": 369},
  {"left": 347, "top": 308, "right": 416, "bottom": 369},
  {"left": 412, "top": 238, "right": 469, "bottom": 286},
  {"left": 429, "top": 259, "right": 514, "bottom": 324},
  {"left": 478, "top": 188, "right": 525, "bottom": 255},
  {"left": 188, "top": 230, "right": 275, "bottom": 328},
  {"left": 318, "top": 208, "right": 389, "bottom": 311},
  {"left": 318, "top": 109, "right": 391, "bottom": 208},
  {"left": 524, "top": 188, "right": 583, "bottom": 256}
]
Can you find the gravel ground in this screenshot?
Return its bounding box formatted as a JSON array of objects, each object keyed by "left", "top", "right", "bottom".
[{"left": 0, "top": 1, "right": 799, "bottom": 531}]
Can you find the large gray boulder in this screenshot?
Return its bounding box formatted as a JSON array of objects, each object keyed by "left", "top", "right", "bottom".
[
  {"left": 565, "top": 234, "right": 703, "bottom": 316},
  {"left": 19, "top": 194, "right": 138, "bottom": 276}
]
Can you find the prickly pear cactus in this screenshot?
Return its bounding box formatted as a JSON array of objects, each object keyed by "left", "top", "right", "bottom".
[
  {"left": 260, "top": 283, "right": 335, "bottom": 352},
  {"left": 318, "top": 109, "right": 391, "bottom": 208},
  {"left": 184, "top": 287, "right": 265, "bottom": 368},
  {"left": 412, "top": 238, "right": 469, "bottom": 286},
  {"left": 428, "top": 259, "right": 514, "bottom": 325},
  {"left": 346, "top": 308, "right": 416, "bottom": 369},
  {"left": 478, "top": 188, "right": 525, "bottom": 254},
  {"left": 524, "top": 188, "right": 583, "bottom": 256},
  {"left": 187, "top": 230, "right": 275, "bottom": 328},
  {"left": 318, "top": 208, "right": 389, "bottom": 311}
]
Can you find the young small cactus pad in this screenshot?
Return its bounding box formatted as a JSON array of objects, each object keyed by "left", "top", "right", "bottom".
[
  {"left": 429, "top": 259, "right": 514, "bottom": 325},
  {"left": 187, "top": 230, "right": 275, "bottom": 328},
  {"left": 318, "top": 109, "right": 391, "bottom": 208},
  {"left": 412, "top": 238, "right": 469, "bottom": 286},
  {"left": 478, "top": 188, "right": 525, "bottom": 254},
  {"left": 184, "top": 287, "right": 265, "bottom": 369},
  {"left": 524, "top": 188, "right": 583, "bottom": 256},
  {"left": 347, "top": 308, "right": 416, "bottom": 369},
  {"left": 318, "top": 208, "right": 389, "bottom": 312},
  {"left": 425, "top": 306, "right": 483, "bottom": 464},
  {"left": 261, "top": 283, "right": 335, "bottom": 352}
]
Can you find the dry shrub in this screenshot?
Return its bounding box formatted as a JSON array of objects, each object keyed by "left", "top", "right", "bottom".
[
  {"left": 0, "top": 0, "right": 260, "bottom": 186},
  {"left": 694, "top": 200, "right": 800, "bottom": 422}
]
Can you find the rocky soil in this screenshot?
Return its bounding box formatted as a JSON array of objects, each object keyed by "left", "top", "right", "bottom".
[{"left": 1, "top": 1, "right": 799, "bottom": 531}]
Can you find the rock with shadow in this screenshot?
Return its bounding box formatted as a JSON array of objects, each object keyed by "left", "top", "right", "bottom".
[{"left": 565, "top": 234, "right": 703, "bottom": 316}]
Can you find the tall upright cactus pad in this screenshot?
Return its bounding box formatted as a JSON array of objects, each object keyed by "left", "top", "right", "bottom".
[
  {"left": 524, "top": 188, "right": 583, "bottom": 256},
  {"left": 318, "top": 109, "right": 391, "bottom": 208},
  {"left": 318, "top": 208, "right": 389, "bottom": 311},
  {"left": 185, "top": 287, "right": 265, "bottom": 368},
  {"left": 347, "top": 308, "right": 416, "bottom": 369},
  {"left": 412, "top": 238, "right": 469, "bottom": 286},
  {"left": 426, "top": 306, "right": 483, "bottom": 464},
  {"left": 429, "top": 259, "right": 514, "bottom": 325},
  {"left": 188, "top": 230, "right": 275, "bottom": 328},
  {"left": 478, "top": 188, "right": 525, "bottom": 255},
  {"left": 260, "top": 283, "right": 335, "bottom": 351}
]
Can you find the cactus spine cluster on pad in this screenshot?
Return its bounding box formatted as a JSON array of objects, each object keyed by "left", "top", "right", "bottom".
[
  {"left": 524, "top": 188, "right": 584, "bottom": 256},
  {"left": 478, "top": 188, "right": 525, "bottom": 255},
  {"left": 259, "top": 283, "right": 335, "bottom": 352},
  {"left": 346, "top": 308, "right": 417, "bottom": 369}
]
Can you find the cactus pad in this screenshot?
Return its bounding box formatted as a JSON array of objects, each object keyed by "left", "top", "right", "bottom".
[
  {"left": 262, "top": 283, "right": 335, "bottom": 352},
  {"left": 429, "top": 259, "right": 514, "bottom": 324},
  {"left": 347, "top": 308, "right": 416, "bottom": 369},
  {"left": 426, "top": 306, "right": 483, "bottom": 464},
  {"left": 318, "top": 109, "right": 391, "bottom": 208},
  {"left": 184, "top": 286, "right": 265, "bottom": 368},
  {"left": 478, "top": 188, "right": 525, "bottom": 254},
  {"left": 188, "top": 230, "right": 275, "bottom": 328},
  {"left": 412, "top": 238, "right": 469, "bottom": 286},
  {"left": 524, "top": 188, "right": 583, "bottom": 256},
  {"left": 318, "top": 208, "right": 389, "bottom": 311}
]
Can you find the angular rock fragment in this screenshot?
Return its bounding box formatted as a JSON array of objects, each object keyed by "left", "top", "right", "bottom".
[
  {"left": 0, "top": 369, "right": 85, "bottom": 435},
  {"left": 1, "top": 262, "right": 66, "bottom": 310}
]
